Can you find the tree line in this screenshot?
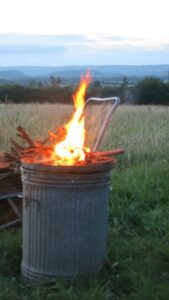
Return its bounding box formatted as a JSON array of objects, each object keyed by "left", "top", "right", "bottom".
[{"left": 0, "top": 76, "right": 169, "bottom": 105}]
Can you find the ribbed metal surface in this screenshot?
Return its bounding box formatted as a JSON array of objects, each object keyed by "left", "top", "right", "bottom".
[{"left": 21, "top": 162, "right": 113, "bottom": 283}]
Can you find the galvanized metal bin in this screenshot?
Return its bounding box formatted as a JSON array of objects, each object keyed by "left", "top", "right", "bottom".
[{"left": 21, "top": 160, "right": 114, "bottom": 283}]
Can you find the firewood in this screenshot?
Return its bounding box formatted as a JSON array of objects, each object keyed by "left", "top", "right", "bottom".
[
  {"left": 17, "top": 126, "right": 34, "bottom": 147},
  {"left": 0, "top": 151, "right": 5, "bottom": 159},
  {"left": 3, "top": 152, "right": 20, "bottom": 163},
  {"left": 93, "top": 148, "right": 125, "bottom": 157},
  {"left": 10, "top": 139, "right": 24, "bottom": 151},
  {"left": 41, "top": 127, "right": 67, "bottom": 145},
  {"left": 0, "top": 161, "right": 10, "bottom": 171},
  {"left": 11, "top": 146, "right": 21, "bottom": 158},
  {"left": 1, "top": 124, "right": 124, "bottom": 169},
  {"left": 40, "top": 136, "right": 50, "bottom": 145}
]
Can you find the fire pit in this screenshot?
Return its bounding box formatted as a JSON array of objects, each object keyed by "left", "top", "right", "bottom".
[
  {"left": 21, "top": 158, "right": 115, "bottom": 282},
  {"left": 1, "top": 72, "right": 124, "bottom": 283}
]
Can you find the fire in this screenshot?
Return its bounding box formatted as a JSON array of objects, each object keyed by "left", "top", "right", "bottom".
[{"left": 52, "top": 72, "right": 92, "bottom": 166}]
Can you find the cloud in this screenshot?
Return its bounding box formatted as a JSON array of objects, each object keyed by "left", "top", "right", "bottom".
[
  {"left": 84, "top": 35, "right": 169, "bottom": 50},
  {"left": 1, "top": 33, "right": 169, "bottom": 50},
  {"left": 0, "top": 44, "right": 67, "bottom": 55},
  {"left": 0, "top": 34, "right": 87, "bottom": 46},
  {"left": 0, "top": 33, "right": 169, "bottom": 66}
]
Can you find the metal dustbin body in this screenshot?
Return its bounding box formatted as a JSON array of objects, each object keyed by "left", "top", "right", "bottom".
[{"left": 21, "top": 161, "right": 114, "bottom": 283}]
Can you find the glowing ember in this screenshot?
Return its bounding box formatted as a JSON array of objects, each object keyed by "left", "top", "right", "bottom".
[{"left": 52, "top": 72, "right": 92, "bottom": 166}]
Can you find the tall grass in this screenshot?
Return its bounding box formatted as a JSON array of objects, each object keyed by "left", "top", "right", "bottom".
[
  {"left": 0, "top": 103, "right": 73, "bottom": 151},
  {"left": 0, "top": 104, "right": 169, "bottom": 300},
  {"left": 0, "top": 103, "right": 169, "bottom": 153}
]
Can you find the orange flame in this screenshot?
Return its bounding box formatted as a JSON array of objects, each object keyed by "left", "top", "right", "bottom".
[{"left": 52, "top": 72, "right": 92, "bottom": 166}]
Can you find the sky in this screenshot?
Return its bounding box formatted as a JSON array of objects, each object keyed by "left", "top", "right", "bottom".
[{"left": 0, "top": 0, "right": 169, "bottom": 66}]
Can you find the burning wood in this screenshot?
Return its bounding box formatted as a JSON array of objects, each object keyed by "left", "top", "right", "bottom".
[
  {"left": 0, "top": 72, "right": 124, "bottom": 170},
  {"left": 1, "top": 127, "right": 124, "bottom": 170}
]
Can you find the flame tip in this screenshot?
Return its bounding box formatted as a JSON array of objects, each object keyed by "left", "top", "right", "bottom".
[{"left": 52, "top": 72, "right": 92, "bottom": 166}]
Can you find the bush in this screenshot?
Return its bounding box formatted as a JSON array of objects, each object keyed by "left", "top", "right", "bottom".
[{"left": 135, "top": 77, "right": 169, "bottom": 105}]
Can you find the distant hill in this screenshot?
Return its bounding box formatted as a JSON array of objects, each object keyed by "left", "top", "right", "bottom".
[
  {"left": 0, "top": 70, "right": 27, "bottom": 80},
  {"left": 50, "top": 69, "right": 104, "bottom": 79},
  {"left": 0, "top": 65, "right": 169, "bottom": 80}
]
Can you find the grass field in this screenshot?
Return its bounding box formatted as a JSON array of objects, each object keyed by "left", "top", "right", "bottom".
[{"left": 0, "top": 104, "right": 169, "bottom": 300}]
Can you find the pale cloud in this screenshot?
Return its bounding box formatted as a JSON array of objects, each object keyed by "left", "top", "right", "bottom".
[
  {"left": 0, "top": 0, "right": 169, "bottom": 44},
  {"left": 0, "top": 33, "right": 169, "bottom": 66},
  {"left": 0, "top": 0, "right": 169, "bottom": 66},
  {"left": 1, "top": 33, "right": 169, "bottom": 51},
  {"left": 84, "top": 36, "right": 169, "bottom": 50}
]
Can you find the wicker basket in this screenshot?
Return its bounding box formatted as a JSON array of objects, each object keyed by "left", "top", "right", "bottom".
[{"left": 0, "top": 171, "right": 22, "bottom": 197}]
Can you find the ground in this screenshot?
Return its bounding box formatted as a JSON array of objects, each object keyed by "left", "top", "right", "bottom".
[{"left": 0, "top": 105, "right": 169, "bottom": 300}]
